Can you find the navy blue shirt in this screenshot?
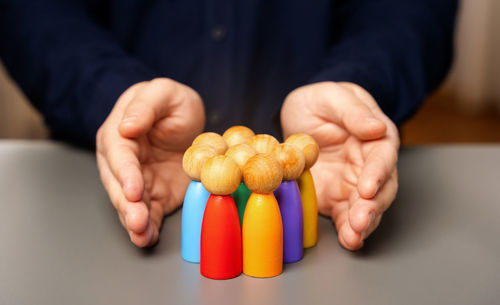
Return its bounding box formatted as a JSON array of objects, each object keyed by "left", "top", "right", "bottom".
[{"left": 0, "top": 0, "right": 456, "bottom": 147}]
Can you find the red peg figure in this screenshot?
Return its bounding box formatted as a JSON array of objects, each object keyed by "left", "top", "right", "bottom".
[
  {"left": 285, "top": 134, "right": 320, "bottom": 248},
  {"left": 272, "top": 144, "right": 305, "bottom": 263},
  {"left": 225, "top": 144, "right": 257, "bottom": 226},
  {"left": 223, "top": 125, "right": 255, "bottom": 147},
  {"left": 242, "top": 153, "right": 284, "bottom": 278},
  {"left": 200, "top": 155, "right": 242, "bottom": 280},
  {"left": 193, "top": 132, "right": 228, "bottom": 155},
  {"left": 249, "top": 134, "right": 279, "bottom": 154}
]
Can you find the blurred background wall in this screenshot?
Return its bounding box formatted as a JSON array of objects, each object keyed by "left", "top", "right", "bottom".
[
  {"left": 401, "top": 0, "right": 500, "bottom": 144},
  {"left": 0, "top": 62, "right": 48, "bottom": 139},
  {"left": 1, "top": 0, "right": 499, "bottom": 144}
]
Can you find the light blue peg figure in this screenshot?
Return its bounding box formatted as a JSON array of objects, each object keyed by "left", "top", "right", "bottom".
[{"left": 181, "top": 144, "right": 217, "bottom": 263}]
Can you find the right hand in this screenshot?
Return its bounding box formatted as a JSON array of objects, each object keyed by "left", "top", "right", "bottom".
[
  {"left": 96, "top": 78, "right": 205, "bottom": 247},
  {"left": 281, "top": 82, "right": 399, "bottom": 251}
]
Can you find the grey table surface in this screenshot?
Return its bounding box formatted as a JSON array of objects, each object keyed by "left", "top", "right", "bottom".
[{"left": 0, "top": 141, "right": 499, "bottom": 305}]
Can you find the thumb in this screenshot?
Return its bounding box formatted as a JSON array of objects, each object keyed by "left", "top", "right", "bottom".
[
  {"left": 119, "top": 78, "right": 182, "bottom": 138},
  {"left": 315, "top": 83, "right": 387, "bottom": 140}
]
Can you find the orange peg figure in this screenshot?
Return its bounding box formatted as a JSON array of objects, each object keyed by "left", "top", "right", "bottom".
[
  {"left": 285, "top": 134, "right": 320, "bottom": 248},
  {"left": 200, "top": 155, "right": 242, "bottom": 280},
  {"left": 242, "top": 153, "right": 283, "bottom": 278}
]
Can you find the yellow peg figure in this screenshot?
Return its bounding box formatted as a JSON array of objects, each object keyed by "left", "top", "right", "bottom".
[
  {"left": 242, "top": 153, "right": 283, "bottom": 278},
  {"left": 285, "top": 134, "right": 320, "bottom": 248}
]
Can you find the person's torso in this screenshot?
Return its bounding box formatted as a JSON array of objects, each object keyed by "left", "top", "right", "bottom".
[{"left": 88, "top": 0, "right": 338, "bottom": 136}]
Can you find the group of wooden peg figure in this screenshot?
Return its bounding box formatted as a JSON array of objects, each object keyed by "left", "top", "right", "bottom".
[{"left": 181, "top": 126, "right": 319, "bottom": 280}]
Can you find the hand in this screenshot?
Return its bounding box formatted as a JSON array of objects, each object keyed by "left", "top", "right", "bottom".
[
  {"left": 97, "top": 78, "right": 205, "bottom": 247},
  {"left": 281, "top": 82, "right": 399, "bottom": 251}
]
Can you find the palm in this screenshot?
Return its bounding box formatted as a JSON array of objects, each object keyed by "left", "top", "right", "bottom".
[
  {"left": 138, "top": 145, "right": 187, "bottom": 227},
  {"left": 134, "top": 114, "right": 200, "bottom": 228},
  {"left": 310, "top": 126, "right": 384, "bottom": 217}
]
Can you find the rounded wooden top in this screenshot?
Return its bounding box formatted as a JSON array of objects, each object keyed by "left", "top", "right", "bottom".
[
  {"left": 222, "top": 126, "right": 255, "bottom": 147},
  {"left": 243, "top": 153, "right": 283, "bottom": 194},
  {"left": 182, "top": 144, "right": 218, "bottom": 181},
  {"left": 224, "top": 143, "right": 257, "bottom": 170},
  {"left": 192, "top": 132, "right": 228, "bottom": 155},
  {"left": 249, "top": 134, "right": 279, "bottom": 154},
  {"left": 272, "top": 143, "right": 305, "bottom": 180},
  {"left": 200, "top": 155, "right": 242, "bottom": 195},
  {"left": 285, "top": 133, "right": 319, "bottom": 170}
]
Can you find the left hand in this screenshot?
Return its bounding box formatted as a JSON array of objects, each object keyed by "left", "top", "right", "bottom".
[
  {"left": 281, "top": 82, "right": 399, "bottom": 250},
  {"left": 96, "top": 78, "right": 205, "bottom": 247}
]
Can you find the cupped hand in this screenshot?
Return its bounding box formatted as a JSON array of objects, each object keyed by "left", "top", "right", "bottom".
[
  {"left": 281, "top": 82, "right": 399, "bottom": 251},
  {"left": 96, "top": 78, "right": 205, "bottom": 247}
]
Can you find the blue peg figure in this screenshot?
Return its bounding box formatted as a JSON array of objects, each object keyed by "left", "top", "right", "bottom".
[{"left": 181, "top": 144, "right": 218, "bottom": 263}]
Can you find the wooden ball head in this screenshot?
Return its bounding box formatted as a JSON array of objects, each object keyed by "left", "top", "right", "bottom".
[
  {"left": 243, "top": 154, "right": 283, "bottom": 194},
  {"left": 182, "top": 144, "right": 218, "bottom": 181},
  {"left": 225, "top": 144, "right": 257, "bottom": 170},
  {"left": 272, "top": 143, "right": 305, "bottom": 181},
  {"left": 249, "top": 134, "right": 279, "bottom": 154},
  {"left": 201, "top": 155, "right": 242, "bottom": 195},
  {"left": 285, "top": 134, "right": 319, "bottom": 170},
  {"left": 223, "top": 126, "right": 255, "bottom": 147},
  {"left": 192, "top": 132, "right": 228, "bottom": 155}
]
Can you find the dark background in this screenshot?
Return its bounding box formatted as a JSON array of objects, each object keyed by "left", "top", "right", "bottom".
[{"left": 1, "top": 0, "right": 499, "bottom": 144}]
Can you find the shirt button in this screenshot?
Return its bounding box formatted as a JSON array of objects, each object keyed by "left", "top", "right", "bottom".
[
  {"left": 211, "top": 26, "right": 226, "bottom": 41},
  {"left": 208, "top": 111, "right": 222, "bottom": 125}
]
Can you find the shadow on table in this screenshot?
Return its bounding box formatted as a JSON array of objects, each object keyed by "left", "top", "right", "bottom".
[
  {"left": 355, "top": 149, "right": 445, "bottom": 257},
  {"left": 97, "top": 188, "right": 181, "bottom": 258}
]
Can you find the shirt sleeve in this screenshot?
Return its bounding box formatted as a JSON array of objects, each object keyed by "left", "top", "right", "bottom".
[
  {"left": 0, "top": 0, "right": 156, "bottom": 147},
  {"left": 310, "top": 0, "right": 457, "bottom": 125}
]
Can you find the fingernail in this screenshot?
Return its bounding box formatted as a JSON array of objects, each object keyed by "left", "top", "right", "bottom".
[{"left": 123, "top": 114, "right": 138, "bottom": 122}]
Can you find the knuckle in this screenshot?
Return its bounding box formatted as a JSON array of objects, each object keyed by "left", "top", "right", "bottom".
[
  {"left": 151, "top": 77, "right": 177, "bottom": 92},
  {"left": 151, "top": 77, "right": 174, "bottom": 86},
  {"left": 96, "top": 127, "right": 110, "bottom": 154},
  {"left": 126, "top": 82, "right": 149, "bottom": 96}
]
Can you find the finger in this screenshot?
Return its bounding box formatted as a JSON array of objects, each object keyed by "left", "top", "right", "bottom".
[
  {"left": 349, "top": 171, "right": 398, "bottom": 234},
  {"left": 331, "top": 202, "right": 349, "bottom": 234},
  {"left": 97, "top": 154, "right": 150, "bottom": 234},
  {"left": 129, "top": 220, "right": 157, "bottom": 248},
  {"left": 358, "top": 143, "right": 398, "bottom": 199},
  {"left": 316, "top": 83, "right": 387, "bottom": 140},
  {"left": 339, "top": 221, "right": 364, "bottom": 251},
  {"left": 104, "top": 140, "right": 144, "bottom": 202},
  {"left": 330, "top": 202, "right": 362, "bottom": 251},
  {"left": 149, "top": 201, "right": 165, "bottom": 231},
  {"left": 119, "top": 78, "right": 181, "bottom": 138},
  {"left": 362, "top": 214, "right": 382, "bottom": 240}
]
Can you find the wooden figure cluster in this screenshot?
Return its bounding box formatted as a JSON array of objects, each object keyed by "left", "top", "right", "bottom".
[{"left": 181, "top": 126, "right": 319, "bottom": 280}]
